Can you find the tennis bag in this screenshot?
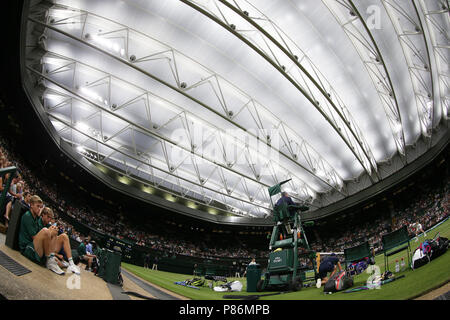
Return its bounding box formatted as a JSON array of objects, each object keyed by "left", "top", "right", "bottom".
[
  {"left": 429, "top": 236, "right": 449, "bottom": 260},
  {"left": 412, "top": 235, "right": 449, "bottom": 270},
  {"left": 185, "top": 278, "right": 205, "bottom": 287},
  {"left": 213, "top": 281, "right": 243, "bottom": 292},
  {"left": 323, "top": 271, "right": 353, "bottom": 293},
  {"left": 346, "top": 257, "right": 373, "bottom": 276}
]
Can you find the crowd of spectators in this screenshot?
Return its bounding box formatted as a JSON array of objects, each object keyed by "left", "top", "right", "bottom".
[
  {"left": 309, "top": 172, "right": 449, "bottom": 254},
  {"left": 0, "top": 141, "right": 81, "bottom": 242},
  {"left": 1, "top": 135, "right": 448, "bottom": 264},
  {"left": 0, "top": 136, "right": 267, "bottom": 259}
]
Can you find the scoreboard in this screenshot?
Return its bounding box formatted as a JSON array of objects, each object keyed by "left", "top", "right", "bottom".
[{"left": 105, "top": 236, "right": 133, "bottom": 261}]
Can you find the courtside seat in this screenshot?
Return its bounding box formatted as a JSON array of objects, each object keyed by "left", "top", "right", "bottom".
[
  {"left": 5, "top": 201, "right": 30, "bottom": 251},
  {"left": 344, "top": 241, "right": 373, "bottom": 269},
  {"left": 273, "top": 203, "right": 309, "bottom": 224},
  {"left": 273, "top": 202, "right": 291, "bottom": 222},
  {"left": 382, "top": 226, "right": 411, "bottom": 272}
]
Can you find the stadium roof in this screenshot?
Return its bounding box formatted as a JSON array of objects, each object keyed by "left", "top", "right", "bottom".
[{"left": 21, "top": 0, "right": 449, "bottom": 223}]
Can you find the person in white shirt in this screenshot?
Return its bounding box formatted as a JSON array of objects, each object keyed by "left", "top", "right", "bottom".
[{"left": 409, "top": 222, "right": 426, "bottom": 241}]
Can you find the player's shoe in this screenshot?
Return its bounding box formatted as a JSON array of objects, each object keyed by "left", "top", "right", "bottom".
[
  {"left": 46, "top": 257, "right": 65, "bottom": 275},
  {"left": 67, "top": 264, "right": 80, "bottom": 275},
  {"left": 316, "top": 278, "right": 321, "bottom": 288},
  {"left": 60, "top": 260, "right": 69, "bottom": 268}
]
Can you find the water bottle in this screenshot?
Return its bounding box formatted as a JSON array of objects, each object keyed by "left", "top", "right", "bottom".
[
  {"left": 400, "top": 258, "right": 405, "bottom": 271},
  {"left": 395, "top": 260, "right": 400, "bottom": 273}
]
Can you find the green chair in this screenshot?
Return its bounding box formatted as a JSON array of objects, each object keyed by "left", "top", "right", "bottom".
[
  {"left": 273, "top": 201, "right": 288, "bottom": 222},
  {"left": 381, "top": 226, "right": 411, "bottom": 272},
  {"left": 258, "top": 179, "right": 315, "bottom": 292},
  {"left": 343, "top": 241, "right": 373, "bottom": 269}
]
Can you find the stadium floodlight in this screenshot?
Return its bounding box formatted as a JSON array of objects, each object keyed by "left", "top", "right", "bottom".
[
  {"left": 76, "top": 145, "right": 85, "bottom": 153},
  {"left": 89, "top": 34, "right": 123, "bottom": 55},
  {"left": 75, "top": 122, "right": 89, "bottom": 132}
]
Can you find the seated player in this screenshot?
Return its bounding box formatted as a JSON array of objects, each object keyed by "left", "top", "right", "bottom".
[
  {"left": 38, "top": 207, "right": 80, "bottom": 274},
  {"left": 18, "top": 195, "right": 73, "bottom": 275},
  {"left": 316, "top": 253, "right": 342, "bottom": 288}
]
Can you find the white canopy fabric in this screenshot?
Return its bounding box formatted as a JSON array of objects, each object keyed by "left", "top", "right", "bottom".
[{"left": 23, "top": 0, "right": 449, "bottom": 218}]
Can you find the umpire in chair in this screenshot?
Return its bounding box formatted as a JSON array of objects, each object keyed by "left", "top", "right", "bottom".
[{"left": 275, "top": 191, "right": 298, "bottom": 238}]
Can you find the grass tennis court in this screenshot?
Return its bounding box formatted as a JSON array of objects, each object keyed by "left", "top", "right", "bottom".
[{"left": 122, "top": 218, "right": 450, "bottom": 300}]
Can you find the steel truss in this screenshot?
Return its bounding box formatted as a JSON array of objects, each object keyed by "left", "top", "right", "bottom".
[
  {"left": 27, "top": 3, "right": 350, "bottom": 196},
  {"left": 322, "top": 0, "right": 407, "bottom": 161},
  {"left": 22, "top": 3, "right": 376, "bottom": 215},
  {"left": 415, "top": 0, "right": 449, "bottom": 125},
  {"left": 381, "top": 0, "right": 435, "bottom": 144},
  {"left": 27, "top": 51, "right": 329, "bottom": 217},
  {"left": 179, "top": 0, "right": 379, "bottom": 180}
]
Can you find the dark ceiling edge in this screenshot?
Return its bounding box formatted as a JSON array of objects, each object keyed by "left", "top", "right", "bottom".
[{"left": 19, "top": 0, "right": 449, "bottom": 226}]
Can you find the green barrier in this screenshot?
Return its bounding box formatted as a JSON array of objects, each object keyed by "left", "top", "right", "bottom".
[
  {"left": 97, "top": 249, "right": 107, "bottom": 279},
  {"left": 102, "top": 249, "right": 122, "bottom": 285},
  {"left": 246, "top": 264, "right": 261, "bottom": 292}
]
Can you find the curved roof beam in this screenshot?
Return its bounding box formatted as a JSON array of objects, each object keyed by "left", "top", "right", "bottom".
[
  {"left": 48, "top": 110, "right": 268, "bottom": 216},
  {"left": 381, "top": 0, "right": 435, "bottom": 144},
  {"left": 26, "top": 52, "right": 321, "bottom": 213},
  {"left": 179, "top": 0, "right": 378, "bottom": 182},
  {"left": 29, "top": 68, "right": 276, "bottom": 216},
  {"left": 414, "top": 0, "right": 449, "bottom": 126},
  {"left": 27, "top": 4, "right": 348, "bottom": 196},
  {"left": 322, "top": 0, "right": 407, "bottom": 162}
]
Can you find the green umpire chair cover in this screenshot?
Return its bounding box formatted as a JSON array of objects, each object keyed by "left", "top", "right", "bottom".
[
  {"left": 273, "top": 202, "right": 290, "bottom": 222},
  {"left": 267, "top": 179, "right": 291, "bottom": 197}
]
